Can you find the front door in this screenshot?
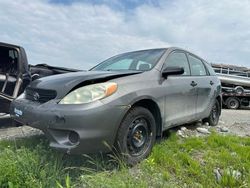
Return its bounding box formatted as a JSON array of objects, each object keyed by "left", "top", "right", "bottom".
[{"left": 162, "top": 51, "right": 197, "bottom": 128}]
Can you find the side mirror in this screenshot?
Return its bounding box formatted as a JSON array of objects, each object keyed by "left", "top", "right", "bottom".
[{"left": 162, "top": 66, "right": 184, "bottom": 78}]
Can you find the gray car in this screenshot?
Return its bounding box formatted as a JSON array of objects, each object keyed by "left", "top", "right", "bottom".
[{"left": 10, "top": 47, "right": 221, "bottom": 165}]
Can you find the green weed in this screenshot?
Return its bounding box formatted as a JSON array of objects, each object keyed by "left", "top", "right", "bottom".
[{"left": 0, "top": 133, "right": 249, "bottom": 187}]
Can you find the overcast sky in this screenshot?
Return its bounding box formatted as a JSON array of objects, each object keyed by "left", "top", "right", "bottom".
[{"left": 0, "top": 0, "right": 250, "bottom": 69}]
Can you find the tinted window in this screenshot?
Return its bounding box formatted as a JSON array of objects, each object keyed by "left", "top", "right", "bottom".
[
  {"left": 204, "top": 62, "right": 216, "bottom": 76},
  {"left": 188, "top": 55, "right": 207, "bottom": 76},
  {"left": 91, "top": 49, "right": 165, "bottom": 72},
  {"left": 0, "top": 48, "right": 18, "bottom": 74},
  {"left": 164, "top": 52, "right": 190, "bottom": 75}
]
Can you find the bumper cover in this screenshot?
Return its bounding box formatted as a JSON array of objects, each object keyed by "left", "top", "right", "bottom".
[{"left": 10, "top": 98, "right": 128, "bottom": 154}]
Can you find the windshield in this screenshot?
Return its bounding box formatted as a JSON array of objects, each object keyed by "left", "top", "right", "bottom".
[{"left": 90, "top": 49, "right": 165, "bottom": 72}]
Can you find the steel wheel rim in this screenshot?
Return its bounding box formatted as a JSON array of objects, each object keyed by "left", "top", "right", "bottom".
[{"left": 127, "top": 117, "right": 151, "bottom": 156}]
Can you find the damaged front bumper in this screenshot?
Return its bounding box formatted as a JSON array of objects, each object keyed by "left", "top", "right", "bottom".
[{"left": 10, "top": 98, "right": 128, "bottom": 154}]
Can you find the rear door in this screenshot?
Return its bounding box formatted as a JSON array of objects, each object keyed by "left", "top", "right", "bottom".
[
  {"left": 162, "top": 51, "right": 197, "bottom": 128},
  {"left": 187, "top": 54, "right": 215, "bottom": 118}
]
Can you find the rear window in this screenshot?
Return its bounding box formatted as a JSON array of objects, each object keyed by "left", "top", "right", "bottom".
[{"left": 0, "top": 47, "right": 19, "bottom": 74}]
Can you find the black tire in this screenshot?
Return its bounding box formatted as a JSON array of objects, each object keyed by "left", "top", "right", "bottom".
[
  {"left": 12, "top": 119, "right": 23, "bottom": 127},
  {"left": 0, "top": 115, "right": 23, "bottom": 127},
  {"left": 226, "top": 97, "right": 240, "bottom": 109},
  {"left": 0, "top": 114, "right": 11, "bottom": 127},
  {"left": 115, "top": 107, "right": 156, "bottom": 166},
  {"left": 203, "top": 99, "right": 221, "bottom": 126},
  {"left": 235, "top": 86, "right": 244, "bottom": 95}
]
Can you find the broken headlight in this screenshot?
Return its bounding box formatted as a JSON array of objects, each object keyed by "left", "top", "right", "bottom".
[{"left": 59, "top": 82, "right": 117, "bottom": 104}]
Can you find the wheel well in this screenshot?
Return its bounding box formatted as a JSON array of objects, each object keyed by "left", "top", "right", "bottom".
[{"left": 132, "top": 99, "right": 162, "bottom": 137}]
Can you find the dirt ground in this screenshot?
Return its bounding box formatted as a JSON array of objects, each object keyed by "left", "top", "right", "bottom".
[
  {"left": 0, "top": 109, "right": 249, "bottom": 140},
  {"left": 218, "top": 109, "right": 250, "bottom": 137}
]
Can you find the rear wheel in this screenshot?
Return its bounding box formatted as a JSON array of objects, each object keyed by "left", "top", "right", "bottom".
[
  {"left": 226, "top": 97, "right": 240, "bottom": 109},
  {"left": 115, "top": 107, "right": 156, "bottom": 166},
  {"left": 0, "top": 114, "right": 22, "bottom": 127},
  {"left": 203, "top": 99, "right": 221, "bottom": 126}
]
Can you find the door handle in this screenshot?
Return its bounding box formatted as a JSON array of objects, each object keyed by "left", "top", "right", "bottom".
[
  {"left": 210, "top": 81, "right": 214, "bottom": 85},
  {"left": 190, "top": 81, "right": 197, "bottom": 87}
]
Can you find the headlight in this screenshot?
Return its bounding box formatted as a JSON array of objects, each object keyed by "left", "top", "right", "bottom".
[{"left": 59, "top": 82, "right": 117, "bottom": 104}]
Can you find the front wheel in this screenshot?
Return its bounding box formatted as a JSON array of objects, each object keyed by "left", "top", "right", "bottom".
[
  {"left": 203, "top": 99, "right": 221, "bottom": 126},
  {"left": 115, "top": 107, "right": 156, "bottom": 166}
]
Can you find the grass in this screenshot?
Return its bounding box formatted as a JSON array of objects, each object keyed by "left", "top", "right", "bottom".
[{"left": 0, "top": 132, "right": 249, "bottom": 188}]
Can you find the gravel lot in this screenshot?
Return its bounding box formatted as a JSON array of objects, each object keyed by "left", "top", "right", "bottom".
[
  {"left": 0, "top": 109, "right": 249, "bottom": 140},
  {"left": 175, "top": 109, "right": 250, "bottom": 138},
  {"left": 218, "top": 109, "right": 250, "bottom": 137}
]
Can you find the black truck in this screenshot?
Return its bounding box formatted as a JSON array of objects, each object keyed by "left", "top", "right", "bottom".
[{"left": 0, "top": 42, "right": 79, "bottom": 116}]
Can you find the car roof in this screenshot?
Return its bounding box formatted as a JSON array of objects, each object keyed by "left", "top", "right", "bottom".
[
  {"left": 167, "top": 47, "right": 208, "bottom": 63},
  {"left": 0, "top": 42, "right": 22, "bottom": 49},
  {"left": 125, "top": 47, "right": 205, "bottom": 62}
]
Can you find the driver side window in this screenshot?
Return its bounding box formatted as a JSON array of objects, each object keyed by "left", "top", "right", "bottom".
[{"left": 164, "top": 52, "right": 190, "bottom": 75}]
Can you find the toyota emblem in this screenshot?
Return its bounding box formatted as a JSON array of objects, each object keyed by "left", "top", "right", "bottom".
[{"left": 33, "top": 92, "right": 40, "bottom": 101}]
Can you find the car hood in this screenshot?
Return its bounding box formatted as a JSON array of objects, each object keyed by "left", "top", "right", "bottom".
[{"left": 29, "top": 70, "right": 142, "bottom": 98}]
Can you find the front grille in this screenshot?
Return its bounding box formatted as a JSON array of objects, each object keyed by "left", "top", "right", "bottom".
[{"left": 25, "top": 87, "right": 57, "bottom": 103}]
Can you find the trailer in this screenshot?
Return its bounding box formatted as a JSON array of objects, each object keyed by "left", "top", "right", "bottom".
[{"left": 212, "top": 63, "right": 250, "bottom": 109}]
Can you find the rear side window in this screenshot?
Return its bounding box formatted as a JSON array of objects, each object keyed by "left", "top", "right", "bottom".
[
  {"left": 188, "top": 55, "right": 207, "bottom": 76},
  {"left": 164, "top": 52, "right": 190, "bottom": 75},
  {"left": 204, "top": 62, "right": 216, "bottom": 76}
]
